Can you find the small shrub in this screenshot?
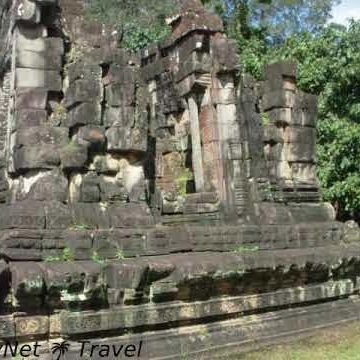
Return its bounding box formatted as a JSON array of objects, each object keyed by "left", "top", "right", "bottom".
[
  {"left": 70, "top": 223, "right": 93, "bottom": 230},
  {"left": 44, "top": 255, "right": 62, "bottom": 262},
  {"left": 233, "top": 245, "right": 260, "bottom": 253},
  {"left": 44, "top": 247, "right": 75, "bottom": 262},
  {"left": 92, "top": 251, "right": 108, "bottom": 265},
  {"left": 261, "top": 112, "right": 271, "bottom": 126},
  {"left": 116, "top": 249, "right": 125, "bottom": 260},
  {"left": 62, "top": 247, "right": 75, "bottom": 262}
]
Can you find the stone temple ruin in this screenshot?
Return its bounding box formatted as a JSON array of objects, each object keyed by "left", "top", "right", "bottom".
[{"left": 0, "top": 0, "right": 360, "bottom": 358}]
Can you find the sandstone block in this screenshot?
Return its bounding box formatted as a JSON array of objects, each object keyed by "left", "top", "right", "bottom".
[
  {"left": 291, "top": 163, "right": 317, "bottom": 184},
  {"left": 0, "top": 316, "right": 14, "bottom": 339},
  {"left": 262, "top": 90, "right": 296, "bottom": 111},
  {"left": 106, "top": 126, "right": 147, "bottom": 152},
  {"left": 105, "top": 64, "right": 136, "bottom": 86},
  {"left": 105, "top": 83, "right": 135, "bottom": 107},
  {"left": 265, "top": 62, "right": 297, "bottom": 80},
  {"left": 13, "top": 145, "right": 61, "bottom": 171},
  {"left": 283, "top": 127, "right": 316, "bottom": 144},
  {"left": 90, "top": 155, "right": 120, "bottom": 173},
  {"left": 60, "top": 143, "right": 88, "bottom": 171},
  {"left": 15, "top": 127, "right": 69, "bottom": 147},
  {"left": 15, "top": 109, "right": 48, "bottom": 128},
  {"left": 25, "top": 170, "right": 68, "bottom": 202},
  {"left": 71, "top": 203, "right": 110, "bottom": 229},
  {"left": 99, "top": 176, "right": 128, "bottom": 203},
  {"left": 76, "top": 126, "right": 105, "bottom": 149},
  {"left": 15, "top": 49, "right": 62, "bottom": 70},
  {"left": 109, "top": 203, "right": 153, "bottom": 228},
  {"left": 44, "top": 202, "right": 73, "bottom": 229},
  {"left": 289, "top": 203, "right": 335, "bottom": 222},
  {"left": 254, "top": 203, "right": 293, "bottom": 225},
  {"left": 66, "top": 62, "right": 102, "bottom": 84},
  {"left": 263, "top": 125, "right": 283, "bottom": 143},
  {"left": 15, "top": 68, "right": 62, "bottom": 92},
  {"left": 63, "top": 79, "right": 103, "bottom": 108},
  {"left": 79, "top": 172, "right": 100, "bottom": 203},
  {"left": 211, "top": 88, "right": 236, "bottom": 105},
  {"left": 15, "top": 88, "right": 48, "bottom": 110},
  {"left": 267, "top": 108, "right": 316, "bottom": 127},
  {"left": 284, "top": 142, "right": 315, "bottom": 162},
  {"left": 15, "top": 34, "right": 64, "bottom": 54},
  {"left": 104, "top": 106, "right": 135, "bottom": 127},
  {"left": 65, "top": 103, "right": 101, "bottom": 127},
  {"left": 0, "top": 202, "right": 45, "bottom": 230},
  {"left": 15, "top": 315, "right": 49, "bottom": 337},
  {"left": 212, "top": 38, "right": 240, "bottom": 72}
]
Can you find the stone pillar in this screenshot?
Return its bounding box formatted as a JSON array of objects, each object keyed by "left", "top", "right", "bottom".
[
  {"left": 188, "top": 95, "right": 205, "bottom": 192},
  {"left": 199, "top": 86, "right": 223, "bottom": 193},
  {"left": 262, "top": 62, "right": 320, "bottom": 202},
  {"left": 0, "top": 72, "right": 11, "bottom": 202},
  {"left": 0, "top": 72, "right": 11, "bottom": 162}
]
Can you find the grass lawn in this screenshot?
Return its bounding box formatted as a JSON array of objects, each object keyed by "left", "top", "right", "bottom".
[{"left": 229, "top": 322, "right": 360, "bottom": 360}]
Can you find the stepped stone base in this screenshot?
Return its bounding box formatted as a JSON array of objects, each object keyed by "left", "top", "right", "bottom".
[
  {"left": 2, "top": 297, "right": 360, "bottom": 359},
  {"left": 1, "top": 1, "right": 360, "bottom": 358}
]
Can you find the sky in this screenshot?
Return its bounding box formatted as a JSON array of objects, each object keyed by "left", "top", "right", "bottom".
[{"left": 331, "top": 0, "right": 360, "bottom": 25}]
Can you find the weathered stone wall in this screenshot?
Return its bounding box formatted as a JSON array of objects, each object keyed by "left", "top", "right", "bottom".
[{"left": 0, "top": 0, "right": 359, "bottom": 358}]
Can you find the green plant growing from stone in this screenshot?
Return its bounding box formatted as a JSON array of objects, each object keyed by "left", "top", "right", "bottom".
[
  {"left": 233, "top": 245, "right": 260, "bottom": 253},
  {"left": 67, "top": 45, "right": 87, "bottom": 64},
  {"left": 175, "top": 168, "right": 194, "bottom": 196},
  {"left": 44, "top": 247, "right": 75, "bottom": 262},
  {"left": 199, "top": 327, "right": 211, "bottom": 342},
  {"left": 53, "top": 103, "right": 67, "bottom": 116},
  {"left": 64, "top": 137, "right": 80, "bottom": 150},
  {"left": 44, "top": 255, "right": 62, "bottom": 262},
  {"left": 261, "top": 112, "right": 271, "bottom": 126},
  {"left": 116, "top": 249, "right": 125, "bottom": 260},
  {"left": 92, "top": 251, "right": 108, "bottom": 265},
  {"left": 70, "top": 223, "right": 93, "bottom": 230},
  {"left": 62, "top": 247, "right": 75, "bottom": 262},
  {"left": 179, "top": 348, "right": 190, "bottom": 360},
  {"left": 261, "top": 183, "right": 274, "bottom": 201},
  {"left": 50, "top": 103, "right": 68, "bottom": 126}
]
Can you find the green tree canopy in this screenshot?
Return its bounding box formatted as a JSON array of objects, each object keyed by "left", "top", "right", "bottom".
[
  {"left": 201, "top": 0, "right": 340, "bottom": 76},
  {"left": 85, "top": 0, "right": 177, "bottom": 50}
]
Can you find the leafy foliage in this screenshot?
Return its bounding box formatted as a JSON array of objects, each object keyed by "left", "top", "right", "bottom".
[
  {"left": 201, "top": 0, "right": 339, "bottom": 75},
  {"left": 44, "top": 247, "right": 75, "bottom": 262},
  {"left": 85, "top": 0, "right": 177, "bottom": 51}
]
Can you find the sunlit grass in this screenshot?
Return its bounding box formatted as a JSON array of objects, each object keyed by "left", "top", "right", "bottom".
[{"left": 229, "top": 322, "right": 360, "bottom": 360}]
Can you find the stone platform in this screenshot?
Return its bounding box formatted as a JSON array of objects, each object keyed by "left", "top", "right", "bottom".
[{"left": 0, "top": 0, "right": 359, "bottom": 358}]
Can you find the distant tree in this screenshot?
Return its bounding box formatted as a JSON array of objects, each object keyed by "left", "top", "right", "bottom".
[
  {"left": 86, "top": 0, "right": 340, "bottom": 52},
  {"left": 201, "top": 0, "right": 339, "bottom": 77},
  {"left": 202, "top": 0, "right": 340, "bottom": 41},
  {"left": 85, "top": 0, "right": 177, "bottom": 50}
]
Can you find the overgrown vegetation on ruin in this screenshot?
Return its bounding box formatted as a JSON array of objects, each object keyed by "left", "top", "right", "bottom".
[{"left": 86, "top": 0, "right": 360, "bottom": 222}]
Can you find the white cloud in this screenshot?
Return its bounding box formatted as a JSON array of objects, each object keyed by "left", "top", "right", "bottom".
[{"left": 331, "top": 0, "right": 360, "bottom": 25}]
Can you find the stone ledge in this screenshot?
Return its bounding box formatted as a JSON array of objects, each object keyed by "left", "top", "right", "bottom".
[
  {"left": 0, "top": 221, "right": 346, "bottom": 261},
  {"left": 60, "top": 279, "right": 354, "bottom": 336},
  {"left": 0, "top": 279, "right": 355, "bottom": 340},
  {"left": 4, "top": 297, "right": 359, "bottom": 358}
]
